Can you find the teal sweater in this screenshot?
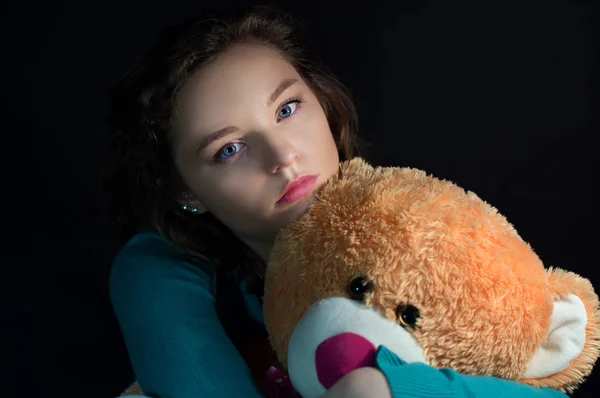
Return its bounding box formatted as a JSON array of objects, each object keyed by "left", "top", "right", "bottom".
[{"left": 110, "top": 232, "right": 567, "bottom": 398}]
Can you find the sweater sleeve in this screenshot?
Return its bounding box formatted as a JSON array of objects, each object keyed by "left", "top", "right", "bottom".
[
  {"left": 374, "top": 346, "right": 568, "bottom": 398},
  {"left": 109, "top": 234, "right": 263, "bottom": 398}
]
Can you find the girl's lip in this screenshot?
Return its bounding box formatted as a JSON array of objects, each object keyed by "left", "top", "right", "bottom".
[{"left": 276, "top": 175, "right": 319, "bottom": 205}]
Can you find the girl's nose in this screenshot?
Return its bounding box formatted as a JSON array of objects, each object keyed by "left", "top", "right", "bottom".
[{"left": 266, "top": 138, "right": 299, "bottom": 174}]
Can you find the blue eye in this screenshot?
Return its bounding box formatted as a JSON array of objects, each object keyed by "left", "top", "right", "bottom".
[
  {"left": 215, "top": 142, "right": 244, "bottom": 161},
  {"left": 278, "top": 102, "right": 298, "bottom": 120}
]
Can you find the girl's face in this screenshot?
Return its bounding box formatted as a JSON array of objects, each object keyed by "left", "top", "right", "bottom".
[{"left": 173, "top": 43, "right": 340, "bottom": 253}]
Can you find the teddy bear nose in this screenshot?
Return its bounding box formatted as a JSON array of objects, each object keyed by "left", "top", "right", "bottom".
[{"left": 315, "top": 332, "right": 377, "bottom": 389}]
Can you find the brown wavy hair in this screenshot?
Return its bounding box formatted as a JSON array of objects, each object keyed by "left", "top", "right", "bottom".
[{"left": 103, "top": 5, "right": 361, "bottom": 290}]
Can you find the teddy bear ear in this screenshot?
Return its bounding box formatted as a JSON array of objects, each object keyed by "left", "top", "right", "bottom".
[{"left": 522, "top": 293, "right": 587, "bottom": 378}]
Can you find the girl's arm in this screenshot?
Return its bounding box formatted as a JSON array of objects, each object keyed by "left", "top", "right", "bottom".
[
  {"left": 109, "top": 234, "right": 263, "bottom": 398},
  {"left": 374, "top": 346, "right": 568, "bottom": 398},
  {"left": 319, "top": 367, "right": 392, "bottom": 398},
  {"left": 319, "top": 346, "right": 569, "bottom": 398}
]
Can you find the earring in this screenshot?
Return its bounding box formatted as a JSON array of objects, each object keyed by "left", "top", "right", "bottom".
[{"left": 181, "top": 204, "right": 199, "bottom": 213}]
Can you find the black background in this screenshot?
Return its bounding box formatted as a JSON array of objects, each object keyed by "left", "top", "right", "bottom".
[{"left": 7, "top": 0, "right": 598, "bottom": 396}]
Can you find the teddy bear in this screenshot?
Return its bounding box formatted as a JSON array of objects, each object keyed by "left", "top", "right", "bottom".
[{"left": 263, "top": 157, "right": 600, "bottom": 398}]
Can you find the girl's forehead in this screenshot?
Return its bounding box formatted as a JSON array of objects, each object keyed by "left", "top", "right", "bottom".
[
  {"left": 188, "top": 43, "right": 298, "bottom": 97},
  {"left": 176, "top": 44, "right": 303, "bottom": 125}
]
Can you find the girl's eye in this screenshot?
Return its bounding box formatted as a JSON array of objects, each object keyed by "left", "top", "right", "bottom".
[
  {"left": 277, "top": 100, "right": 301, "bottom": 120},
  {"left": 215, "top": 142, "right": 245, "bottom": 162}
]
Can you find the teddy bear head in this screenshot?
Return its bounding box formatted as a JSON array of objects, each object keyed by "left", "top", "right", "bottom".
[{"left": 263, "top": 158, "right": 599, "bottom": 398}]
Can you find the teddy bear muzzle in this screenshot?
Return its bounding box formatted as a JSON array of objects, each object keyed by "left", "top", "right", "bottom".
[
  {"left": 315, "top": 332, "right": 376, "bottom": 389},
  {"left": 286, "top": 296, "right": 428, "bottom": 398}
]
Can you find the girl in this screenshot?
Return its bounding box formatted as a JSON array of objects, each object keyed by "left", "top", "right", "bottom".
[{"left": 104, "top": 5, "right": 567, "bottom": 398}]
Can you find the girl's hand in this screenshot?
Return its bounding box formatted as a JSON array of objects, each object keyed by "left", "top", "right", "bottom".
[{"left": 319, "top": 367, "right": 392, "bottom": 398}]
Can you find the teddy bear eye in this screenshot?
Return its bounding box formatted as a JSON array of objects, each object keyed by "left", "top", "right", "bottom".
[
  {"left": 396, "top": 304, "right": 420, "bottom": 328},
  {"left": 348, "top": 276, "right": 373, "bottom": 301}
]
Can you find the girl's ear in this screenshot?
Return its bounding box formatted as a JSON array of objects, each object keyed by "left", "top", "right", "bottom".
[{"left": 176, "top": 191, "right": 207, "bottom": 214}]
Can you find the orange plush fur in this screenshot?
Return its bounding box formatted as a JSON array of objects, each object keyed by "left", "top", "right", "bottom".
[{"left": 263, "top": 158, "right": 600, "bottom": 393}]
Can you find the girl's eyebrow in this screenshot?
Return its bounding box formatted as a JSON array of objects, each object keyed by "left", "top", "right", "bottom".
[
  {"left": 197, "top": 126, "right": 239, "bottom": 154},
  {"left": 267, "top": 78, "right": 298, "bottom": 106}
]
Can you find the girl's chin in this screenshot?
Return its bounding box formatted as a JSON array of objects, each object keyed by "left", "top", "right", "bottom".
[{"left": 279, "top": 190, "right": 318, "bottom": 221}]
